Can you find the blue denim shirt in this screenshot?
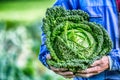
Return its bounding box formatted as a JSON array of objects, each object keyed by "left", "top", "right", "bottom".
[{"left": 39, "top": 0, "right": 120, "bottom": 80}]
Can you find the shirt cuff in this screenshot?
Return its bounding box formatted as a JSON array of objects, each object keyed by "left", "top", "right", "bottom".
[{"left": 107, "top": 55, "right": 113, "bottom": 70}]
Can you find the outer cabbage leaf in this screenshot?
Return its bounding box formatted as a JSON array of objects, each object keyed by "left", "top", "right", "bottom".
[{"left": 42, "top": 6, "right": 113, "bottom": 73}]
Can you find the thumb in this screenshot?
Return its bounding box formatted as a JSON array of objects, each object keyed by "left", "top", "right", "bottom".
[
  {"left": 46, "top": 54, "right": 51, "bottom": 59},
  {"left": 91, "top": 59, "right": 102, "bottom": 67}
]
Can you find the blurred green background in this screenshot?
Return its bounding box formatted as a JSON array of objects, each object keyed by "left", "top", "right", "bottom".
[{"left": 0, "top": 0, "right": 72, "bottom": 80}]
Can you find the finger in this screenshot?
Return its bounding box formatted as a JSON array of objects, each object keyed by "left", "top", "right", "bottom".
[
  {"left": 87, "top": 66, "right": 102, "bottom": 73},
  {"left": 50, "top": 66, "right": 59, "bottom": 72},
  {"left": 77, "top": 66, "right": 101, "bottom": 73},
  {"left": 76, "top": 73, "right": 98, "bottom": 78},
  {"left": 64, "top": 75, "right": 75, "bottom": 78},
  {"left": 59, "top": 68, "right": 68, "bottom": 71},
  {"left": 91, "top": 60, "right": 102, "bottom": 67},
  {"left": 77, "top": 70, "right": 86, "bottom": 73},
  {"left": 58, "top": 71, "right": 74, "bottom": 76},
  {"left": 50, "top": 66, "right": 68, "bottom": 72}
]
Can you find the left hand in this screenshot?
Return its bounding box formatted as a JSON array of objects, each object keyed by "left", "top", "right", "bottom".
[
  {"left": 75, "top": 56, "right": 109, "bottom": 78},
  {"left": 46, "top": 54, "right": 75, "bottom": 78},
  {"left": 50, "top": 66, "right": 75, "bottom": 78}
]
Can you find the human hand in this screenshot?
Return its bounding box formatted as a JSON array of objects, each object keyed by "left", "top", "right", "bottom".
[
  {"left": 50, "top": 66, "right": 74, "bottom": 78},
  {"left": 75, "top": 56, "right": 109, "bottom": 78},
  {"left": 46, "top": 54, "right": 74, "bottom": 78}
]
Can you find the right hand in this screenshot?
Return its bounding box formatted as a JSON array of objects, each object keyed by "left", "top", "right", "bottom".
[{"left": 46, "top": 54, "right": 74, "bottom": 78}]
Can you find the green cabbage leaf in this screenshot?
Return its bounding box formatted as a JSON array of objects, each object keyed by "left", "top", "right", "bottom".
[{"left": 42, "top": 6, "right": 113, "bottom": 73}]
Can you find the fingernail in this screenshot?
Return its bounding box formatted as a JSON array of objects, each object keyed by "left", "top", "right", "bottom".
[{"left": 90, "top": 65, "right": 94, "bottom": 67}]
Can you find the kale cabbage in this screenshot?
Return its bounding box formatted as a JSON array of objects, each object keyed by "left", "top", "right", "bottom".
[{"left": 42, "top": 6, "right": 113, "bottom": 73}]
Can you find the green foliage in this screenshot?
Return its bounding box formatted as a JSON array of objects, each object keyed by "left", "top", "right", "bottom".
[
  {"left": 0, "top": 22, "right": 39, "bottom": 80},
  {"left": 42, "top": 6, "right": 113, "bottom": 73}
]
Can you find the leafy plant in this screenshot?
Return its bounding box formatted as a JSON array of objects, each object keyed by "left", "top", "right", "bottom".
[{"left": 42, "top": 6, "right": 113, "bottom": 73}]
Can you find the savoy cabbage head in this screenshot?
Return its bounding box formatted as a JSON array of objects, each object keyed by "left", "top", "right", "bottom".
[{"left": 42, "top": 6, "right": 113, "bottom": 73}]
